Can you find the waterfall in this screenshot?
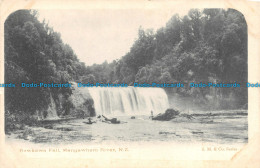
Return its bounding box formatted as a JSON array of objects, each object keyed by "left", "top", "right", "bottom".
[
  {"left": 88, "top": 87, "right": 169, "bottom": 116},
  {"left": 45, "top": 94, "right": 59, "bottom": 119}
]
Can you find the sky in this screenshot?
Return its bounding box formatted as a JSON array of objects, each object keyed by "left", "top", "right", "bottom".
[{"left": 38, "top": 9, "right": 189, "bottom": 66}]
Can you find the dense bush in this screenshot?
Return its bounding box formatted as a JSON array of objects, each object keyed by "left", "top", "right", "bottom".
[
  {"left": 87, "top": 9, "right": 247, "bottom": 109},
  {"left": 5, "top": 10, "right": 89, "bottom": 129}
]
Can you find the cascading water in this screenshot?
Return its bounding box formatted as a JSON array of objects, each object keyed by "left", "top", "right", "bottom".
[
  {"left": 88, "top": 87, "right": 169, "bottom": 116},
  {"left": 45, "top": 94, "right": 59, "bottom": 119}
]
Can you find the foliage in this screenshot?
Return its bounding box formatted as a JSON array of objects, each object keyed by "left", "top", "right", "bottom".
[
  {"left": 87, "top": 9, "right": 247, "bottom": 109},
  {"left": 4, "top": 8, "right": 248, "bottom": 128},
  {"left": 4, "top": 10, "right": 88, "bottom": 123}
]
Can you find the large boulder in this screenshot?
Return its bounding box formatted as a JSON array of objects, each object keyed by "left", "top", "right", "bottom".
[
  {"left": 70, "top": 83, "right": 94, "bottom": 118},
  {"left": 152, "top": 108, "right": 180, "bottom": 121}
]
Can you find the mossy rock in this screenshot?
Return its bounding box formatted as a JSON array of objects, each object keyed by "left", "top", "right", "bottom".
[{"left": 152, "top": 108, "right": 180, "bottom": 121}]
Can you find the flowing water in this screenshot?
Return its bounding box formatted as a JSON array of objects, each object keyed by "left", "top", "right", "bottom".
[
  {"left": 88, "top": 87, "right": 169, "bottom": 116},
  {"left": 6, "top": 87, "right": 248, "bottom": 144},
  {"left": 8, "top": 110, "right": 247, "bottom": 144}
]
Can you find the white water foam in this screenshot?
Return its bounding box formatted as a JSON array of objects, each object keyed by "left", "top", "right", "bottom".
[{"left": 88, "top": 87, "right": 169, "bottom": 116}]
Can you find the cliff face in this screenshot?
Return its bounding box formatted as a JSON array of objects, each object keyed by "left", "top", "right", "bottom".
[
  {"left": 42, "top": 83, "right": 95, "bottom": 119},
  {"left": 4, "top": 10, "right": 90, "bottom": 131},
  {"left": 69, "top": 83, "right": 95, "bottom": 118}
]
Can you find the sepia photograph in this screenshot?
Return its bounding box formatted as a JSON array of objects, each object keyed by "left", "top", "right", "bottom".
[
  {"left": 0, "top": 0, "right": 260, "bottom": 168},
  {"left": 4, "top": 8, "right": 248, "bottom": 145}
]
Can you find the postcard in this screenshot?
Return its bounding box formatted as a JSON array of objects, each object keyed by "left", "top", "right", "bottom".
[{"left": 0, "top": 0, "right": 260, "bottom": 167}]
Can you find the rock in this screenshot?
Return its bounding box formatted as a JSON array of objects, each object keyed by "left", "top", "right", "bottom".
[
  {"left": 152, "top": 108, "right": 180, "bottom": 121},
  {"left": 55, "top": 127, "right": 73, "bottom": 131},
  {"left": 21, "top": 128, "right": 35, "bottom": 140},
  {"left": 6, "top": 132, "right": 11, "bottom": 136},
  {"left": 88, "top": 104, "right": 96, "bottom": 117},
  {"left": 180, "top": 114, "right": 195, "bottom": 120},
  {"left": 159, "top": 131, "right": 182, "bottom": 137},
  {"left": 102, "top": 115, "right": 120, "bottom": 124},
  {"left": 192, "top": 131, "right": 203, "bottom": 134},
  {"left": 44, "top": 125, "right": 54, "bottom": 129},
  {"left": 110, "top": 118, "right": 120, "bottom": 124},
  {"left": 14, "top": 124, "right": 25, "bottom": 130},
  {"left": 9, "top": 124, "right": 15, "bottom": 131},
  {"left": 131, "top": 116, "right": 135, "bottom": 119}
]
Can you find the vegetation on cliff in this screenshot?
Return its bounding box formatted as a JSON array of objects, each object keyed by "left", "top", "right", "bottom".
[
  {"left": 86, "top": 9, "right": 248, "bottom": 110},
  {"left": 4, "top": 9, "right": 248, "bottom": 132},
  {"left": 4, "top": 10, "right": 90, "bottom": 132}
]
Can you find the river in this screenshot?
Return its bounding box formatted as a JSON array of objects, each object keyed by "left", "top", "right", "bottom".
[{"left": 6, "top": 110, "right": 247, "bottom": 144}]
